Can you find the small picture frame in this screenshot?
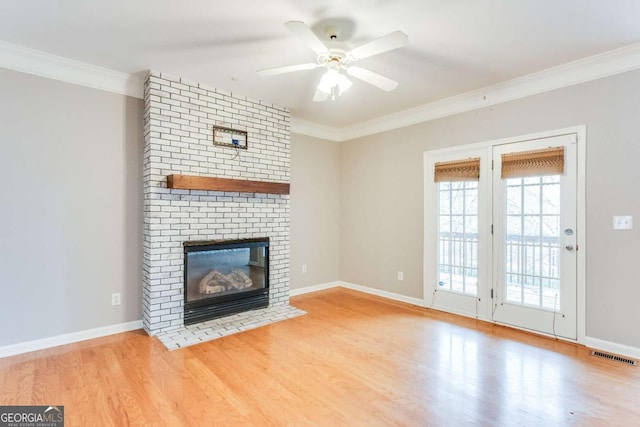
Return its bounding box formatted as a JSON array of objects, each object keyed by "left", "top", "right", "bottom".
[{"left": 213, "top": 126, "right": 248, "bottom": 150}]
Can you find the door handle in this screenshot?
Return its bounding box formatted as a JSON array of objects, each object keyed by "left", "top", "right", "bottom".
[{"left": 565, "top": 245, "right": 575, "bottom": 251}]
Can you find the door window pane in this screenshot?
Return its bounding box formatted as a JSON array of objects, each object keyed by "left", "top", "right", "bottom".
[
  {"left": 503, "top": 177, "right": 561, "bottom": 309},
  {"left": 437, "top": 181, "right": 478, "bottom": 296}
]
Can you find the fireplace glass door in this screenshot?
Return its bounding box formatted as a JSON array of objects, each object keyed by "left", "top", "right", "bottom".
[{"left": 184, "top": 238, "right": 269, "bottom": 324}]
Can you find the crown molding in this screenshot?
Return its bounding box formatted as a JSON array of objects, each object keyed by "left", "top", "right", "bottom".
[
  {"left": 3, "top": 38, "right": 640, "bottom": 140},
  {"left": 339, "top": 41, "right": 640, "bottom": 141},
  {"left": 290, "top": 117, "right": 342, "bottom": 141},
  {"left": 0, "top": 40, "right": 144, "bottom": 99}
]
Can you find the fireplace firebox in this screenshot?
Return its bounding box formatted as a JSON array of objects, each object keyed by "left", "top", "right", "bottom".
[{"left": 183, "top": 238, "right": 269, "bottom": 325}]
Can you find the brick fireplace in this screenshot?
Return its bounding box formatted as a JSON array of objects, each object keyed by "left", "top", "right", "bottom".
[{"left": 142, "top": 71, "right": 297, "bottom": 341}]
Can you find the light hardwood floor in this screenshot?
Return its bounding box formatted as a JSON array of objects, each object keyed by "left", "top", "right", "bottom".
[{"left": 1, "top": 288, "right": 639, "bottom": 426}]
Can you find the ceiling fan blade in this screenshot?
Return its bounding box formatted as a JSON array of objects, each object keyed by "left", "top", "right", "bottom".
[
  {"left": 313, "top": 89, "right": 330, "bottom": 102},
  {"left": 257, "top": 63, "right": 319, "bottom": 76},
  {"left": 348, "top": 31, "right": 408, "bottom": 60},
  {"left": 346, "top": 66, "right": 399, "bottom": 91},
  {"left": 284, "top": 21, "right": 328, "bottom": 54}
]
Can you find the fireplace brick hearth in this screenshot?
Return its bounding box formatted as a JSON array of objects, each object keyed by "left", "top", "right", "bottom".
[{"left": 142, "top": 71, "right": 294, "bottom": 337}]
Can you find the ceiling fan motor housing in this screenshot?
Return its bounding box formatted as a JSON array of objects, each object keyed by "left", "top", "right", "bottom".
[{"left": 317, "top": 49, "right": 349, "bottom": 68}]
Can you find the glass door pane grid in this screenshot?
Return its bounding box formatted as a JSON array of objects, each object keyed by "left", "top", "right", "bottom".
[
  {"left": 504, "top": 176, "right": 561, "bottom": 310},
  {"left": 437, "top": 181, "right": 478, "bottom": 296}
]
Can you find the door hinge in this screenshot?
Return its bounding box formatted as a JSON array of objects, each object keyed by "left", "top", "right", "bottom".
[
  {"left": 491, "top": 160, "right": 494, "bottom": 170},
  {"left": 491, "top": 288, "right": 494, "bottom": 299},
  {"left": 491, "top": 224, "right": 494, "bottom": 234}
]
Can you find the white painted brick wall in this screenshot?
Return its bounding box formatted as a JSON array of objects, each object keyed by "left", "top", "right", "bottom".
[{"left": 143, "top": 71, "right": 291, "bottom": 335}]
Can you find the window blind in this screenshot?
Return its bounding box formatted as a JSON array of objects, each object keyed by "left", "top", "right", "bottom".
[
  {"left": 434, "top": 158, "right": 480, "bottom": 182},
  {"left": 501, "top": 146, "right": 564, "bottom": 179}
]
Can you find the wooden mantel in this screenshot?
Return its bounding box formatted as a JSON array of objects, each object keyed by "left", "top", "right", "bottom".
[{"left": 167, "top": 174, "right": 290, "bottom": 195}]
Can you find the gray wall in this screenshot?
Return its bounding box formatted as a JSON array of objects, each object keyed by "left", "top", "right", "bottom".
[
  {"left": 0, "top": 69, "right": 144, "bottom": 346},
  {"left": 2, "top": 64, "right": 639, "bottom": 351},
  {"left": 340, "top": 69, "right": 640, "bottom": 348},
  {"left": 290, "top": 133, "right": 340, "bottom": 290}
]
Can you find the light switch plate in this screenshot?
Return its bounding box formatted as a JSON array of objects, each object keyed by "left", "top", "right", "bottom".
[{"left": 613, "top": 215, "right": 633, "bottom": 230}]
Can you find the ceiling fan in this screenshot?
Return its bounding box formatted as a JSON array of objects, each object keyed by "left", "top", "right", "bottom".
[{"left": 257, "top": 21, "right": 408, "bottom": 102}]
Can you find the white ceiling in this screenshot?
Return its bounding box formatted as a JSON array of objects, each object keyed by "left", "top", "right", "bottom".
[{"left": 1, "top": 0, "right": 640, "bottom": 128}]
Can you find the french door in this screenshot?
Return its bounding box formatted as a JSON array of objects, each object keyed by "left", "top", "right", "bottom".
[
  {"left": 424, "top": 148, "right": 490, "bottom": 319},
  {"left": 492, "top": 135, "right": 577, "bottom": 339},
  {"left": 424, "top": 130, "right": 581, "bottom": 340}
]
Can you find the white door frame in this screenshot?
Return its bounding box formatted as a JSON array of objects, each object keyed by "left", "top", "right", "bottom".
[{"left": 423, "top": 125, "right": 586, "bottom": 343}]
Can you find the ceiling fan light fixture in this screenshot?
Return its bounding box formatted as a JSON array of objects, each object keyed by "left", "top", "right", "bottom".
[{"left": 317, "top": 68, "right": 352, "bottom": 100}]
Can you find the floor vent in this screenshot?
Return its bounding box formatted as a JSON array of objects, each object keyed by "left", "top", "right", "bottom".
[{"left": 591, "top": 350, "right": 638, "bottom": 366}]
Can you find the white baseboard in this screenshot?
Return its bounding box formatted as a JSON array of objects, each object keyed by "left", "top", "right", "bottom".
[
  {"left": 290, "top": 282, "right": 340, "bottom": 296},
  {"left": 290, "top": 280, "right": 425, "bottom": 308},
  {"left": 0, "top": 320, "right": 143, "bottom": 358},
  {"left": 584, "top": 336, "right": 640, "bottom": 360},
  {"left": 338, "top": 281, "right": 425, "bottom": 307}
]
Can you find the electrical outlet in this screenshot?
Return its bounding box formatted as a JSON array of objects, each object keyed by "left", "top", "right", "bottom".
[
  {"left": 397, "top": 271, "right": 404, "bottom": 281},
  {"left": 111, "top": 293, "right": 121, "bottom": 306},
  {"left": 302, "top": 264, "right": 307, "bottom": 274}
]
